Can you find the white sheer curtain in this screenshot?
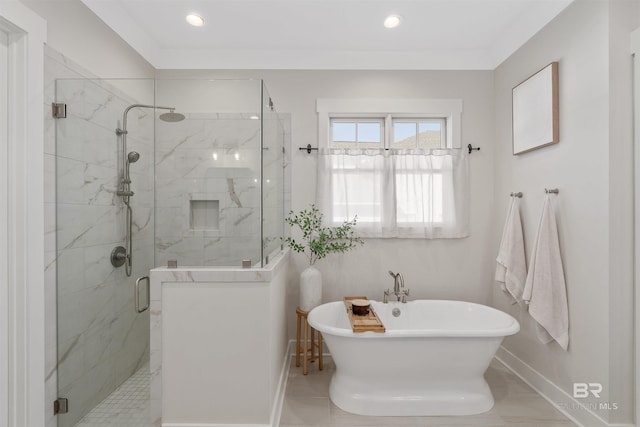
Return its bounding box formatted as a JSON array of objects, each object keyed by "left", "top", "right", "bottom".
[{"left": 317, "top": 148, "right": 469, "bottom": 239}]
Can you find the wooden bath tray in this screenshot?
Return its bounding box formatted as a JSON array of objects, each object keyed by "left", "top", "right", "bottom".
[{"left": 343, "top": 296, "right": 385, "bottom": 333}]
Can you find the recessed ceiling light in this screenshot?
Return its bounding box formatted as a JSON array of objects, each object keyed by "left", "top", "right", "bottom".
[
  {"left": 186, "top": 14, "right": 205, "bottom": 27},
  {"left": 384, "top": 15, "right": 401, "bottom": 29}
]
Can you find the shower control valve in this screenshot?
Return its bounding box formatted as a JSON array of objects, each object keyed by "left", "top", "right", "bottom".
[{"left": 110, "top": 246, "right": 127, "bottom": 268}]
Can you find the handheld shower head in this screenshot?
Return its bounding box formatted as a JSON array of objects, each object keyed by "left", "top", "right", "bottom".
[
  {"left": 127, "top": 151, "right": 140, "bottom": 163},
  {"left": 124, "top": 152, "right": 140, "bottom": 184}
]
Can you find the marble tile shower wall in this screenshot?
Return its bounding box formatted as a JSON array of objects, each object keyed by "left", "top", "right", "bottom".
[
  {"left": 45, "top": 47, "right": 153, "bottom": 427},
  {"left": 155, "top": 113, "right": 266, "bottom": 267}
]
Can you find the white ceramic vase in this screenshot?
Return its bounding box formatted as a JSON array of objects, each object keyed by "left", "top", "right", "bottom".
[{"left": 299, "top": 265, "right": 322, "bottom": 312}]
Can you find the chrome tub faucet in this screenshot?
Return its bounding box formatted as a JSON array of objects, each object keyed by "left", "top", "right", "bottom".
[{"left": 384, "top": 270, "right": 409, "bottom": 303}]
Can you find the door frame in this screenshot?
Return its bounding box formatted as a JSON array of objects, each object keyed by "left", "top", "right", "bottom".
[
  {"left": 0, "top": 3, "right": 46, "bottom": 427},
  {"left": 633, "top": 25, "right": 640, "bottom": 427}
]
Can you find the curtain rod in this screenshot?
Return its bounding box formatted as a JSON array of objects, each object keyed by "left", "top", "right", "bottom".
[{"left": 299, "top": 143, "right": 482, "bottom": 154}]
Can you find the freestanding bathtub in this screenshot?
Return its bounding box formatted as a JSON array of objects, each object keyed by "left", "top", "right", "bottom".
[{"left": 308, "top": 299, "right": 519, "bottom": 416}]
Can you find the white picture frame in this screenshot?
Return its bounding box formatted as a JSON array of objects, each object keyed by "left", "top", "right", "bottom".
[{"left": 512, "top": 62, "right": 559, "bottom": 155}]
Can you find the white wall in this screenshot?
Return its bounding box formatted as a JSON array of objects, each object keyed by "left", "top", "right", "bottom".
[
  {"left": 607, "top": 1, "right": 637, "bottom": 423},
  {"left": 162, "top": 282, "right": 272, "bottom": 423},
  {"left": 493, "top": 0, "right": 636, "bottom": 424},
  {"left": 157, "top": 69, "right": 496, "bottom": 340},
  {"left": 156, "top": 79, "right": 262, "bottom": 114},
  {"left": 0, "top": 3, "right": 46, "bottom": 426},
  {"left": 20, "top": 0, "right": 154, "bottom": 79}
]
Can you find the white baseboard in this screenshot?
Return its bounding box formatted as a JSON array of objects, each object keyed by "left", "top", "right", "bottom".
[
  {"left": 270, "top": 340, "right": 294, "bottom": 427},
  {"left": 163, "top": 424, "right": 269, "bottom": 427},
  {"left": 495, "top": 346, "right": 619, "bottom": 427}
]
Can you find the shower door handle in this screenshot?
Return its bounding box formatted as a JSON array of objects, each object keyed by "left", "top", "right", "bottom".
[{"left": 135, "top": 276, "right": 150, "bottom": 314}]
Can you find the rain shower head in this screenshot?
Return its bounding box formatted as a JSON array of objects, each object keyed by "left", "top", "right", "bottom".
[
  {"left": 159, "top": 110, "right": 186, "bottom": 122},
  {"left": 127, "top": 151, "right": 140, "bottom": 163}
]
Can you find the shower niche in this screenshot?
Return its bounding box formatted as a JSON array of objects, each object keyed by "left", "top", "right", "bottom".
[
  {"left": 190, "top": 199, "right": 220, "bottom": 230},
  {"left": 53, "top": 78, "right": 286, "bottom": 427}
]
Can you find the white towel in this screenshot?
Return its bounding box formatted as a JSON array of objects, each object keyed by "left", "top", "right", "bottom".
[
  {"left": 495, "top": 198, "right": 527, "bottom": 304},
  {"left": 522, "top": 196, "right": 569, "bottom": 350}
]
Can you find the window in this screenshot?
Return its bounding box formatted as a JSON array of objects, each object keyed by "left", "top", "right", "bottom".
[
  {"left": 330, "top": 119, "right": 383, "bottom": 148},
  {"left": 329, "top": 117, "right": 448, "bottom": 150},
  {"left": 392, "top": 119, "right": 446, "bottom": 149},
  {"left": 317, "top": 99, "right": 468, "bottom": 239}
]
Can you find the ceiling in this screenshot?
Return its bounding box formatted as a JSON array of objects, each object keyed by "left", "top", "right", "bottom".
[{"left": 81, "top": 0, "right": 573, "bottom": 70}]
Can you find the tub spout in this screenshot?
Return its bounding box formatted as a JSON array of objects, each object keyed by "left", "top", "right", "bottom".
[
  {"left": 388, "top": 271, "right": 409, "bottom": 302},
  {"left": 388, "top": 270, "right": 402, "bottom": 295}
]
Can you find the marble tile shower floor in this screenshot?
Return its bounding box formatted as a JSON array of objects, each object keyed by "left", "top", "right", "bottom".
[
  {"left": 280, "top": 357, "right": 578, "bottom": 427},
  {"left": 74, "top": 362, "right": 150, "bottom": 427}
]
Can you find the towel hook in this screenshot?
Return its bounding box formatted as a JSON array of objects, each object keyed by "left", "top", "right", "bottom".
[
  {"left": 545, "top": 188, "right": 559, "bottom": 194},
  {"left": 510, "top": 192, "right": 523, "bottom": 198}
]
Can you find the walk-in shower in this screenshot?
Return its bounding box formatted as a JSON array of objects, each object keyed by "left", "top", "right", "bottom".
[
  {"left": 53, "top": 78, "right": 286, "bottom": 427},
  {"left": 111, "top": 104, "right": 185, "bottom": 277}
]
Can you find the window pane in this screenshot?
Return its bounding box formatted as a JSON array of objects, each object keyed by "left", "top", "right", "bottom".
[
  {"left": 393, "top": 122, "right": 416, "bottom": 144},
  {"left": 419, "top": 122, "right": 441, "bottom": 132},
  {"left": 332, "top": 122, "right": 356, "bottom": 142},
  {"left": 418, "top": 121, "right": 443, "bottom": 149},
  {"left": 393, "top": 122, "right": 417, "bottom": 147},
  {"left": 357, "top": 122, "right": 381, "bottom": 143}
]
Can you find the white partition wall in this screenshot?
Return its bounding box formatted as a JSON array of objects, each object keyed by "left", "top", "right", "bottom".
[{"left": 150, "top": 250, "right": 290, "bottom": 426}]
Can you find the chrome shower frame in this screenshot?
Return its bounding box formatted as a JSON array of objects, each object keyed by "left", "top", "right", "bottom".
[{"left": 112, "top": 104, "right": 181, "bottom": 276}]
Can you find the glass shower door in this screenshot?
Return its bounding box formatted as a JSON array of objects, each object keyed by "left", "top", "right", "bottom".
[{"left": 55, "top": 78, "right": 154, "bottom": 427}]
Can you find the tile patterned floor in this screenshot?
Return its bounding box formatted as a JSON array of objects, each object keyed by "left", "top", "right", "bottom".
[
  {"left": 280, "top": 357, "right": 578, "bottom": 427},
  {"left": 74, "top": 363, "right": 150, "bottom": 427},
  {"left": 70, "top": 357, "right": 578, "bottom": 427}
]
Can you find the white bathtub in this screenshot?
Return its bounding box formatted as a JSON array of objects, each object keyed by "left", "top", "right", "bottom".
[{"left": 308, "top": 299, "right": 520, "bottom": 416}]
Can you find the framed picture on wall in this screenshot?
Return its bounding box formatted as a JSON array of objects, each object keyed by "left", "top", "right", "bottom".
[{"left": 512, "top": 62, "right": 559, "bottom": 155}]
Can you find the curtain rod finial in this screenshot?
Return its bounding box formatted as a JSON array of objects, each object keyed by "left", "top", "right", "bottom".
[{"left": 467, "top": 144, "right": 480, "bottom": 154}]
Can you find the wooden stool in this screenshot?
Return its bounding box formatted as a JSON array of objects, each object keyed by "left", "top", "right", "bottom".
[{"left": 296, "top": 307, "right": 323, "bottom": 375}]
